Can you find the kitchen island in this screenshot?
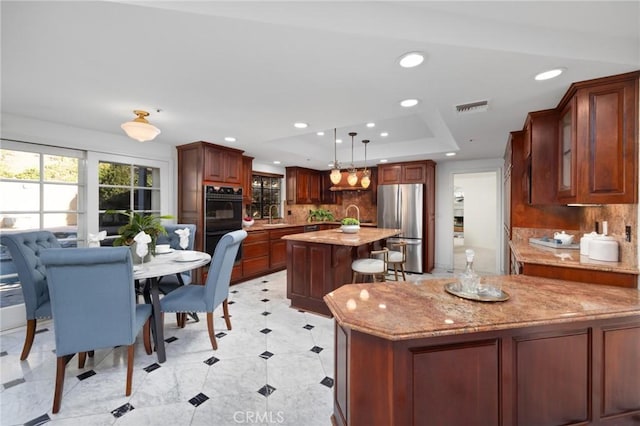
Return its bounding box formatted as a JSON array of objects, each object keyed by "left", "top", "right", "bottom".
[
  {"left": 324, "top": 275, "right": 640, "bottom": 425},
  {"left": 282, "top": 227, "right": 400, "bottom": 316}
]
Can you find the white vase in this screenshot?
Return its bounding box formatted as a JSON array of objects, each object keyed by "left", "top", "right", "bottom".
[{"left": 341, "top": 225, "right": 360, "bottom": 234}]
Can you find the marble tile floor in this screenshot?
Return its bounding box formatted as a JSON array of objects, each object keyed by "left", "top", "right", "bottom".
[{"left": 0, "top": 268, "right": 455, "bottom": 426}]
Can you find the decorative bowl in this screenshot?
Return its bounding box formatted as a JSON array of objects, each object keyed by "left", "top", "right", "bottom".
[
  {"left": 341, "top": 224, "right": 360, "bottom": 234},
  {"left": 243, "top": 219, "right": 255, "bottom": 228}
]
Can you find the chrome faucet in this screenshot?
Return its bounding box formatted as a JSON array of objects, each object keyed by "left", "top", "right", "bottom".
[
  {"left": 268, "top": 204, "right": 279, "bottom": 224},
  {"left": 345, "top": 204, "right": 360, "bottom": 222}
]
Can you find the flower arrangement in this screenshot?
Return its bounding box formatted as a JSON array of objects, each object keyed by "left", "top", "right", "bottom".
[{"left": 107, "top": 210, "right": 173, "bottom": 249}]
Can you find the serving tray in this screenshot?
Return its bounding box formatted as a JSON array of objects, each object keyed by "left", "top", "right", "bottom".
[{"left": 444, "top": 282, "right": 510, "bottom": 302}]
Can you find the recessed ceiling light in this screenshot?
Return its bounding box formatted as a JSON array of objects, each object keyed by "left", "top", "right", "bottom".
[
  {"left": 534, "top": 68, "right": 565, "bottom": 81},
  {"left": 446, "top": 152, "right": 456, "bottom": 157},
  {"left": 400, "top": 99, "right": 419, "bottom": 108},
  {"left": 380, "top": 132, "right": 389, "bottom": 137},
  {"left": 316, "top": 131, "right": 325, "bottom": 136},
  {"left": 224, "top": 136, "right": 236, "bottom": 142},
  {"left": 294, "top": 122, "right": 308, "bottom": 129},
  {"left": 336, "top": 138, "right": 342, "bottom": 144},
  {"left": 380, "top": 159, "right": 388, "bottom": 163},
  {"left": 273, "top": 160, "right": 281, "bottom": 165},
  {"left": 366, "top": 122, "right": 375, "bottom": 128},
  {"left": 398, "top": 52, "right": 425, "bottom": 68}
]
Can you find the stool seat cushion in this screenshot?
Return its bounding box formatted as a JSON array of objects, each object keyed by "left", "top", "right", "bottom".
[
  {"left": 387, "top": 251, "right": 403, "bottom": 263},
  {"left": 352, "top": 258, "right": 385, "bottom": 274}
]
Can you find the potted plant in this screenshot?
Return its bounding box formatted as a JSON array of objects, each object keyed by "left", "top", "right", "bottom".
[
  {"left": 107, "top": 210, "right": 173, "bottom": 261},
  {"left": 340, "top": 217, "right": 360, "bottom": 233},
  {"left": 308, "top": 209, "right": 335, "bottom": 222}
]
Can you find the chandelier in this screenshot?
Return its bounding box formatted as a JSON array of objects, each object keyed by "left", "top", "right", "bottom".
[
  {"left": 121, "top": 110, "right": 161, "bottom": 142},
  {"left": 361, "top": 139, "right": 371, "bottom": 189},
  {"left": 329, "top": 128, "right": 342, "bottom": 185},
  {"left": 347, "top": 132, "right": 358, "bottom": 186}
]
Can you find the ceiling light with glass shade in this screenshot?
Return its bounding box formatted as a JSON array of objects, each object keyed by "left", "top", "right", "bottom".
[
  {"left": 347, "top": 132, "right": 358, "bottom": 186},
  {"left": 121, "top": 110, "right": 161, "bottom": 142},
  {"left": 360, "top": 139, "right": 371, "bottom": 189},
  {"left": 330, "top": 128, "right": 342, "bottom": 185}
]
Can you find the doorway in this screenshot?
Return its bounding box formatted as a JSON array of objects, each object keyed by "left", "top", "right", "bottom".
[{"left": 452, "top": 171, "right": 499, "bottom": 274}]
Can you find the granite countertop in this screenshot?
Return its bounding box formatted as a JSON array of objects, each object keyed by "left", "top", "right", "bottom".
[
  {"left": 244, "top": 221, "right": 377, "bottom": 232},
  {"left": 510, "top": 240, "right": 639, "bottom": 274},
  {"left": 324, "top": 275, "right": 640, "bottom": 341},
  {"left": 281, "top": 227, "right": 400, "bottom": 246}
]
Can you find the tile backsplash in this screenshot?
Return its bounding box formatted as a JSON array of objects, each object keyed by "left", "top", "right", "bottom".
[{"left": 286, "top": 190, "right": 377, "bottom": 223}]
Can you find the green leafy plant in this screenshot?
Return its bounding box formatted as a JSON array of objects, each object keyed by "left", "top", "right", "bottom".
[
  {"left": 308, "top": 208, "right": 335, "bottom": 222},
  {"left": 107, "top": 210, "right": 173, "bottom": 248},
  {"left": 341, "top": 217, "right": 360, "bottom": 226}
]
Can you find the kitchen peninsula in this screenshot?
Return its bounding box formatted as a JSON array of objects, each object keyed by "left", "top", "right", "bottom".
[
  {"left": 324, "top": 275, "right": 640, "bottom": 425},
  {"left": 283, "top": 227, "right": 400, "bottom": 316}
]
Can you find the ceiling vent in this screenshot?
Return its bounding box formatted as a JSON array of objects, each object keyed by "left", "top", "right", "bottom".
[{"left": 455, "top": 100, "right": 489, "bottom": 114}]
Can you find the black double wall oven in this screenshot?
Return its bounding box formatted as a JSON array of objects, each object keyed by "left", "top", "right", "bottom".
[{"left": 204, "top": 185, "right": 243, "bottom": 261}]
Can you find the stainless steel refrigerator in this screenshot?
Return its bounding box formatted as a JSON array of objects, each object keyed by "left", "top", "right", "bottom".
[{"left": 377, "top": 184, "right": 424, "bottom": 273}]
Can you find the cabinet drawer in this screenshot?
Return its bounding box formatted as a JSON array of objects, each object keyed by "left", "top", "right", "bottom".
[
  {"left": 245, "top": 230, "right": 269, "bottom": 243},
  {"left": 243, "top": 256, "right": 269, "bottom": 277},
  {"left": 243, "top": 241, "right": 269, "bottom": 258}
]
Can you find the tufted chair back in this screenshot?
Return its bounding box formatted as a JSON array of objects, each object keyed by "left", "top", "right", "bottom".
[{"left": 0, "top": 230, "right": 60, "bottom": 320}]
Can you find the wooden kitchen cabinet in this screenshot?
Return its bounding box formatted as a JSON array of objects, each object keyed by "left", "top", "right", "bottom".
[
  {"left": 241, "top": 230, "right": 270, "bottom": 278},
  {"left": 556, "top": 71, "right": 639, "bottom": 204},
  {"left": 286, "top": 166, "right": 321, "bottom": 204},
  {"left": 242, "top": 155, "right": 254, "bottom": 206},
  {"left": 525, "top": 109, "right": 559, "bottom": 205},
  {"left": 378, "top": 161, "right": 428, "bottom": 185},
  {"left": 202, "top": 142, "right": 243, "bottom": 184},
  {"left": 269, "top": 226, "right": 304, "bottom": 270}
]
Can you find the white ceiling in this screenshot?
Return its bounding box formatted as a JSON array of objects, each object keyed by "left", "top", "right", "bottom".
[{"left": 2, "top": 1, "right": 639, "bottom": 170}]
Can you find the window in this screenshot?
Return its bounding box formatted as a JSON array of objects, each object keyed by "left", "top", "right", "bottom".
[
  {"left": 97, "top": 160, "right": 162, "bottom": 243},
  {"left": 251, "top": 174, "right": 282, "bottom": 219},
  {"left": 0, "top": 140, "right": 85, "bottom": 246}
]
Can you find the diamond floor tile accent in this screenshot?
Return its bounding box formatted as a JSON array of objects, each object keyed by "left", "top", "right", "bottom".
[
  {"left": 204, "top": 356, "right": 220, "bottom": 366},
  {"left": 321, "top": 377, "right": 335, "bottom": 388},
  {"left": 257, "top": 384, "right": 276, "bottom": 397},
  {"left": 164, "top": 336, "right": 178, "bottom": 343},
  {"left": 303, "top": 324, "right": 314, "bottom": 330},
  {"left": 310, "top": 346, "right": 323, "bottom": 353},
  {"left": 143, "top": 363, "right": 161, "bottom": 373},
  {"left": 259, "top": 351, "right": 274, "bottom": 359},
  {"left": 24, "top": 413, "right": 50, "bottom": 426},
  {"left": 260, "top": 328, "right": 272, "bottom": 334},
  {"left": 111, "top": 402, "right": 134, "bottom": 418},
  {"left": 3, "top": 377, "right": 26, "bottom": 389},
  {"left": 189, "top": 392, "right": 209, "bottom": 407},
  {"left": 77, "top": 370, "right": 96, "bottom": 381}
]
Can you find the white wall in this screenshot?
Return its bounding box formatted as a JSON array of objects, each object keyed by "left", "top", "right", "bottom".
[
  {"left": 454, "top": 172, "right": 497, "bottom": 249},
  {"left": 435, "top": 158, "right": 504, "bottom": 273}
]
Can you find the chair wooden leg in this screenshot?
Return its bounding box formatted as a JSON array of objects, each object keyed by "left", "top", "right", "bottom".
[
  {"left": 78, "top": 352, "right": 87, "bottom": 369},
  {"left": 126, "top": 344, "right": 134, "bottom": 396},
  {"left": 143, "top": 318, "right": 152, "bottom": 355},
  {"left": 175, "top": 313, "right": 181, "bottom": 327},
  {"left": 222, "top": 299, "right": 232, "bottom": 330},
  {"left": 20, "top": 319, "right": 37, "bottom": 360},
  {"left": 393, "top": 264, "right": 399, "bottom": 281},
  {"left": 352, "top": 272, "right": 357, "bottom": 283},
  {"left": 52, "top": 355, "right": 72, "bottom": 414},
  {"left": 206, "top": 312, "right": 218, "bottom": 350},
  {"left": 400, "top": 264, "right": 406, "bottom": 281}
]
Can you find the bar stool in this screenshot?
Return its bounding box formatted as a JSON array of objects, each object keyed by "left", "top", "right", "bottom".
[
  {"left": 386, "top": 241, "right": 407, "bottom": 281},
  {"left": 351, "top": 248, "right": 389, "bottom": 283}
]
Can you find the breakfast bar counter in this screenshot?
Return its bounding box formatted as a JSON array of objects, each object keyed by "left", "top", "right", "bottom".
[
  {"left": 282, "top": 227, "right": 399, "bottom": 316},
  {"left": 324, "top": 275, "right": 640, "bottom": 425}
]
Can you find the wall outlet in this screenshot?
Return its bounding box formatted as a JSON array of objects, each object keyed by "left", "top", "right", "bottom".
[{"left": 625, "top": 225, "right": 632, "bottom": 242}]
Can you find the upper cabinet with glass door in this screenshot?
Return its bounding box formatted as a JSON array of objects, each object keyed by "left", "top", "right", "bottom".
[{"left": 556, "top": 99, "right": 577, "bottom": 203}]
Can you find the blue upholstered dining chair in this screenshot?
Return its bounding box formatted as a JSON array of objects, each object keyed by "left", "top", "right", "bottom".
[
  {"left": 156, "top": 224, "right": 197, "bottom": 293},
  {"left": 160, "top": 229, "right": 247, "bottom": 350},
  {"left": 0, "top": 230, "right": 60, "bottom": 360},
  {"left": 40, "top": 247, "right": 152, "bottom": 414}
]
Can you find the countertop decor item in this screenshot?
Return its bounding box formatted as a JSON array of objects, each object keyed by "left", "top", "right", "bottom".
[
  {"left": 107, "top": 210, "right": 173, "bottom": 253},
  {"left": 340, "top": 217, "right": 360, "bottom": 233},
  {"left": 553, "top": 231, "right": 574, "bottom": 245}
]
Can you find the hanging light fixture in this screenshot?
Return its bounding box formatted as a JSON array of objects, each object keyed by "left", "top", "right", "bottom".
[
  {"left": 361, "top": 139, "right": 371, "bottom": 189},
  {"left": 330, "top": 128, "right": 342, "bottom": 185},
  {"left": 347, "top": 132, "right": 358, "bottom": 186},
  {"left": 121, "top": 110, "right": 161, "bottom": 142}
]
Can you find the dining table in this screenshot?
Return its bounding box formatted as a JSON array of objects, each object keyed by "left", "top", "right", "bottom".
[{"left": 133, "top": 249, "right": 211, "bottom": 363}]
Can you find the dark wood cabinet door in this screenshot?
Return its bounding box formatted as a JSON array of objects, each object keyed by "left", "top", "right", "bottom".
[
  {"left": 557, "top": 98, "right": 577, "bottom": 202},
  {"left": 402, "top": 162, "right": 427, "bottom": 183},
  {"left": 203, "top": 145, "right": 225, "bottom": 182},
  {"left": 577, "top": 77, "right": 638, "bottom": 204},
  {"left": 528, "top": 109, "right": 559, "bottom": 205},
  {"left": 242, "top": 156, "right": 253, "bottom": 205},
  {"left": 224, "top": 150, "right": 242, "bottom": 184},
  {"left": 378, "top": 164, "right": 402, "bottom": 184},
  {"left": 308, "top": 171, "right": 321, "bottom": 203}
]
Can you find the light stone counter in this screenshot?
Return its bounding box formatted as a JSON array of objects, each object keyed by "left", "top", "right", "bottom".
[
  {"left": 510, "top": 240, "right": 638, "bottom": 274},
  {"left": 281, "top": 227, "right": 399, "bottom": 246},
  {"left": 324, "top": 274, "right": 640, "bottom": 341}
]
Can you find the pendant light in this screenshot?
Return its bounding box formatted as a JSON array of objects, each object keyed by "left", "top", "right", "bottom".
[
  {"left": 361, "top": 139, "right": 371, "bottom": 189},
  {"left": 330, "top": 128, "right": 342, "bottom": 185},
  {"left": 347, "top": 132, "right": 358, "bottom": 186},
  {"left": 121, "top": 110, "right": 161, "bottom": 142}
]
